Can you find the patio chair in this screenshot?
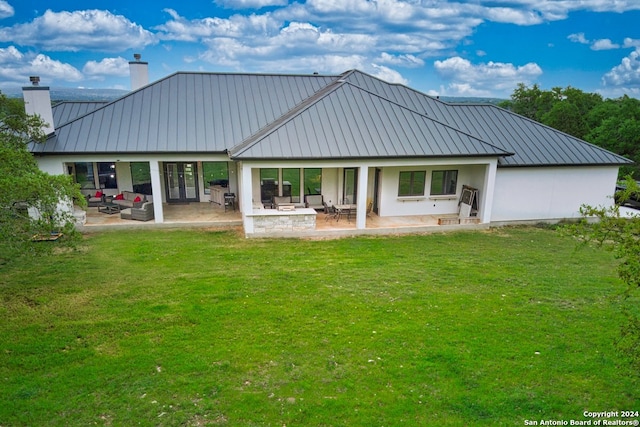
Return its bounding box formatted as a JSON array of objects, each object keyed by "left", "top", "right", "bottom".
[
  {"left": 131, "top": 202, "right": 154, "bottom": 221},
  {"left": 323, "top": 202, "right": 338, "bottom": 221},
  {"left": 366, "top": 201, "right": 373, "bottom": 217},
  {"left": 86, "top": 191, "right": 105, "bottom": 207}
]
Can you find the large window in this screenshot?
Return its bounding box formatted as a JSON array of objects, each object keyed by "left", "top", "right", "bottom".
[
  {"left": 260, "top": 168, "right": 278, "bottom": 203},
  {"left": 97, "top": 162, "right": 118, "bottom": 189},
  {"left": 398, "top": 171, "right": 426, "bottom": 197},
  {"left": 203, "top": 162, "right": 230, "bottom": 194},
  {"left": 303, "top": 168, "right": 322, "bottom": 195},
  {"left": 74, "top": 162, "right": 95, "bottom": 190},
  {"left": 130, "top": 162, "right": 152, "bottom": 194},
  {"left": 430, "top": 170, "right": 458, "bottom": 196},
  {"left": 282, "top": 168, "right": 300, "bottom": 199}
]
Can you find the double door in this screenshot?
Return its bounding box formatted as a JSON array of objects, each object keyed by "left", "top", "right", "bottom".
[{"left": 165, "top": 162, "right": 199, "bottom": 203}]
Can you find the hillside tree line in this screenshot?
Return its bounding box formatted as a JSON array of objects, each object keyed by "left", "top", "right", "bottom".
[{"left": 499, "top": 84, "right": 640, "bottom": 178}]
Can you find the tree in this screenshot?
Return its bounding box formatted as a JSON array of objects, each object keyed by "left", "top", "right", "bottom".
[
  {"left": 502, "top": 84, "right": 639, "bottom": 179},
  {"left": 0, "top": 94, "right": 85, "bottom": 263},
  {"left": 586, "top": 96, "right": 640, "bottom": 178},
  {"left": 565, "top": 177, "right": 640, "bottom": 371}
]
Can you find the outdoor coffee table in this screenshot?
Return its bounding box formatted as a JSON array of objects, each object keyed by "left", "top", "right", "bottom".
[{"left": 98, "top": 202, "right": 120, "bottom": 214}]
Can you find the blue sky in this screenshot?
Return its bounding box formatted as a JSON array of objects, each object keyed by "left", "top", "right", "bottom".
[{"left": 1, "top": 0, "right": 640, "bottom": 99}]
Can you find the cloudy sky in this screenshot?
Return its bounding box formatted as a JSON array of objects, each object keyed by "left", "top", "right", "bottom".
[{"left": 1, "top": 0, "right": 639, "bottom": 98}]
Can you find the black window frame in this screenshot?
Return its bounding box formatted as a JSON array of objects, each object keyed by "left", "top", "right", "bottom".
[
  {"left": 398, "top": 170, "right": 426, "bottom": 197},
  {"left": 430, "top": 170, "right": 458, "bottom": 196}
]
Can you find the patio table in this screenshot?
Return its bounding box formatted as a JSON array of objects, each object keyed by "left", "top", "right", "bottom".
[
  {"left": 98, "top": 202, "right": 121, "bottom": 215},
  {"left": 333, "top": 204, "right": 356, "bottom": 222}
]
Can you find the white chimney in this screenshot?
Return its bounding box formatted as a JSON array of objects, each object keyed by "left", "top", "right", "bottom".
[
  {"left": 22, "top": 76, "right": 55, "bottom": 135},
  {"left": 129, "top": 53, "right": 149, "bottom": 91}
]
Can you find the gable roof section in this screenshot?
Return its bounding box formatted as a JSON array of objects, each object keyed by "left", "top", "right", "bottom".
[
  {"left": 341, "top": 70, "right": 631, "bottom": 167},
  {"left": 31, "top": 72, "right": 336, "bottom": 154},
  {"left": 229, "top": 76, "right": 512, "bottom": 160}
]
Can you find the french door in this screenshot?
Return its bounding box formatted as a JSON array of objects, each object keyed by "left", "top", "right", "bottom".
[{"left": 165, "top": 162, "right": 199, "bottom": 203}]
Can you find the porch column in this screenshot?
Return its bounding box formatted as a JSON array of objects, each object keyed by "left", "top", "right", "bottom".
[
  {"left": 480, "top": 160, "right": 498, "bottom": 224},
  {"left": 150, "top": 160, "right": 164, "bottom": 223},
  {"left": 356, "top": 166, "right": 369, "bottom": 229},
  {"left": 240, "top": 164, "right": 254, "bottom": 234}
]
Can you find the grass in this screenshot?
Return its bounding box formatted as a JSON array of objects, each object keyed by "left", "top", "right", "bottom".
[{"left": 0, "top": 227, "right": 637, "bottom": 426}]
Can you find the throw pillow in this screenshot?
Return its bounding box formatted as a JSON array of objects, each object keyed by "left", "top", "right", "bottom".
[
  {"left": 95, "top": 191, "right": 103, "bottom": 197},
  {"left": 115, "top": 194, "right": 124, "bottom": 200},
  {"left": 134, "top": 196, "right": 141, "bottom": 202}
]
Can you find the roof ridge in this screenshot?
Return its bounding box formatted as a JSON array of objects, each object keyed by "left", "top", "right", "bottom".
[
  {"left": 341, "top": 76, "right": 514, "bottom": 157},
  {"left": 229, "top": 75, "right": 349, "bottom": 157}
]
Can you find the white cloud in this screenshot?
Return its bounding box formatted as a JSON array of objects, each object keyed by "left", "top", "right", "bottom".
[
  {"left": 214, "top": 0, "right": 288, "bottom": 8},
  {"left": 434, "top": 56, "right": 543, "bottom": 96},
  {"left": 156, "top": 8, "right": 280, "bottom": 42},
  {"left": 568, "top": 33, "right": 589, "bottom": 44},
  {"left": 30, "top": 54, "right": 83, "bottom": 81},
  {"left": 376, "top": 52, "right": 424, "bottom": 68},
  {"left": 602, "top": 49, "right": 640, "bottom": 88},
  {"left": 591, "top": 39, "right": 620, "bottom": 51},
  {"left": 623, "top": 38, "right": 640, "bottom": 48},
  {"left": 0, "top": 45, "right": 22, "bottom": 62},
  {"left": 83, "top": 57, "right": 129, "bottom": 78},
  {"left": 0, "top": 9, "right": 156, "bottom": 52},
  {"left": 569, "top": 33, "right": 623, "bottom": 51},
  {"left": 370, "top": 64, "right": 408, "bottom": 85},
  {"left": 0, "top": 0, "right": 14, "bottom": 19},
  {"left": 0, "top": 46, "right": 83, "bottom": 86}
]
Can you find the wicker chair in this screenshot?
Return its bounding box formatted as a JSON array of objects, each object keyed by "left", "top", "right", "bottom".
[{"left": 131, "top": 202, "right": 154, "bottom": 221}]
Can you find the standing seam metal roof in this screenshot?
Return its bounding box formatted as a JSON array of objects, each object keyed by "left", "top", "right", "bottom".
[
  {"left": 33, "top": 69, "right": 632, "bottom": 167},
  {"left": 229, "top": 75, "right": 512, "bottom": 160}
]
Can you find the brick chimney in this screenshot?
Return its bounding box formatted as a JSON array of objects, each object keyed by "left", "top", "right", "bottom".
[
  {"left": 129, "top": 53, "right": 149, "bottom": 91},
  {"left": 22, "top": 76, "right": 55, "bottom": 135}
]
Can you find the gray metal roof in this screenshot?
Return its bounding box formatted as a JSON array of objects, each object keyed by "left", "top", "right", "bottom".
[
  {"left": 52, "top": 101, "right": 108, "bottom": 128},
  {"left": 32, "top": 69, "right": 632, "bottom": 168},
  {"left": 229, "top": 77, "right": 512, "bottom": 160},
  {"left": 33, "top": 72, "right": 335, "bottom": 154},
  {"left": 342, "top": 70, "right": 631, "bottom": 166}
]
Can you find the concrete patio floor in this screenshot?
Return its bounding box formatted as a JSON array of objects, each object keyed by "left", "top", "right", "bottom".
[{"left": 77, "top": 202, "right": 485, "bottom": 236}]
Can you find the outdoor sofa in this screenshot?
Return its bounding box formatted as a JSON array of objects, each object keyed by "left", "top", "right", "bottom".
[{"left": 112, "top": 191, "right": 147, "bottom": 209}]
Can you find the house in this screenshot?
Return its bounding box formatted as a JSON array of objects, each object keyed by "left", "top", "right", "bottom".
[{"left": 25, "top": 57, "right": 632, "bottom": 236}]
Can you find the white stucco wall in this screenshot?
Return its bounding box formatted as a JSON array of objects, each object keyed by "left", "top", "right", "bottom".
[
  {"left": 378, "top": 164, "right": 489, "bottom": 217},
  {"left": 491, "top": 166, "right": 619, "bottom": 222}
]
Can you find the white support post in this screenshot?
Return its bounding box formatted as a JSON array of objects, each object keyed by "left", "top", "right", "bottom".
[
  {"left": 356, "top": 166, "right": 369, "bottom": 229},
  {"left": 241, "top": 164, "right": 254, "bottom": 234},
  {"left": 480, "top": 160, "right": 497, "bottom": 224},
  {"left": 149, "top": 160, "right": 164, "bottom": 223}
]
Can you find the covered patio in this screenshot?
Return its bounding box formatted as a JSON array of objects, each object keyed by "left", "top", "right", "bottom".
[{"left": 77, "top": 202, "right": 486, "bottom": 236}]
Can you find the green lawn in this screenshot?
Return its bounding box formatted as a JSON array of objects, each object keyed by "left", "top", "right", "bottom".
[{"left": 0, "top": 227, "right": 637, "bottom": 426}]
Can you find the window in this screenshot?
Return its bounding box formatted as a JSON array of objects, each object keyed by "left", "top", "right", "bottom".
[
  {"left": 398, "top": 171, "right": 426, "bottom": 197},
  {"left": 97, "top": 162, "right": 118, "bottom": 189},
  {"left": 303, "top": 168, "right": 322, "bottom": 195},
  {"left": 203, "top": 162, "right": 229, "bottom": 194},
  {"left": 282, "top": 168, "right": 300, "bottom": 199},
  {"left": 74, "top": 162, "right": 95, "bottom": 190},
  {"left": 260, "top": 168, "right": 278, "bottom": 203},
  {"left": 430, "top": 170, "right": 458, "bottom": 196},
  {"left": 130, "top": 162, "right": 152, "bottom": 195}
]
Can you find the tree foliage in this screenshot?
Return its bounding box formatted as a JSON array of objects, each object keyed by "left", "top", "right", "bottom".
[
  {"left": 499, "top": 86, "right": 639, "bottom": 178},
  {"left": 0, "top": 94, "right": 85, "bottom": 263},
  {"left": 564, "top": 177, "right": 640, "bottom": 371}
]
